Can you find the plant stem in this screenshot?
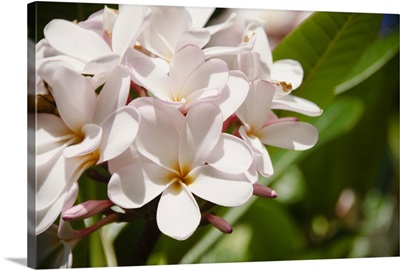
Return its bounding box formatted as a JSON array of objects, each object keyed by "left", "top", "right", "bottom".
[{"left": 127, "top": 215, "right": 161, "bottom": 266}]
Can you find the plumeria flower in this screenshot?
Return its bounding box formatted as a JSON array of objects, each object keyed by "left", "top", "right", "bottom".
[
  {"left": 138, "top": 5, "right": 254, "bottom": 67},
  {"left": 236, "top": 80, "right": 319, "bottom": 176},
  {"left": 208, "top": 17, "right": 322, "bottom": 117},
  {"left": 36, "top": 66, "right": 140, "bottom": 234},
  {"left": 38, "top": 5, "right": 151, "bottom": 84},
  {"left": 108, "top": 99, "right": 254, "bottom": 240},
  {"left": 129, "top": 44, "right": 249, "bottom": 119}
]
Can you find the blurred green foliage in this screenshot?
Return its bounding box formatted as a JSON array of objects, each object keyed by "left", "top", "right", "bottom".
[{"left": 29, "top": 2, "right": 399, "bottom": 267}]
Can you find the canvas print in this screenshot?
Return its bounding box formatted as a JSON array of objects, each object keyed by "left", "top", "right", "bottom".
[{"left": 27, "top": 1, "right": 399, "bottom": 268}]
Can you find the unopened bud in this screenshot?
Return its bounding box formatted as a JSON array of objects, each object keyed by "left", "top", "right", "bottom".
[
  {"left": 203, "top": 213, "right": 233, "bottom": 234},
  {"left": 63, "top": 200, "right": 114, "bottom": 221},
  {"left": 253, "top": 183, "right": 278, "bottom": 198}
]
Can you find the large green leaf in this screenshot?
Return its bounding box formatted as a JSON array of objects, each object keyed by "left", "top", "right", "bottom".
[
  {"left": 273, "top": 12, "right": 383, "bottom": 107},
  {"left": 334, "top": 32, "right": 399, "bottom": 94}
]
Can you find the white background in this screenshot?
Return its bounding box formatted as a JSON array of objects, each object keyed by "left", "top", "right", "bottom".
[{"left": 1, "top": 0, "right": 399, "bottom": 269}]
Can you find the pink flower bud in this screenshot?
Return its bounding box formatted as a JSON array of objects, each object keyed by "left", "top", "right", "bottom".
[
  {"left": 253, "top": 183, "right": 278, "bottom": 198},
  {"left": 203, "top": 213, "right": 233, "bottom": 234},
  {"left": 63, "top": 200, "right": 114, "bottom": 221}
]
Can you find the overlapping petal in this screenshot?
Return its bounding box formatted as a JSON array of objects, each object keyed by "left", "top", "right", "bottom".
[
  {"left": 92, "top": 66, "right": 131, "bottom": 125},
  {"left": 112, "top": 5, "right": 151, "bottom": 59},
  {"left": 63, "top": 124, "right": 102, "bottom": 158},
  {"left": 179, "top": 103, "right": 222, "bottom": 169},
  {"left": 44, "top": 19, "right": 111, "bottom": 62},
  {"left": 51, "top": 66, "right": 97, "bottom": 133},
  {"left": 108, "top": 163, "right": 169, "bottom": 208},
  {"left": 236, "top": 80, "right": 275, "bottom": 130},
  {"left": 132, "top": 98, "right": 184, "bottom": 170},
  {"left": 97, "top": 106, "right": 140, "bottom": 163},
  {"left": 207, "top": 133, "right": 253, "bottom": 174}
]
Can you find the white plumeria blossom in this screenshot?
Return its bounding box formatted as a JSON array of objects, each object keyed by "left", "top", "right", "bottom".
[
  {"left": 236, "top": 80, "right": 319, "bottom": 176},
  {"left": 36, "top": 66, "right": 140, "bottom": 234},
  {"left": 138, "top": 5, "right": 254, "bottom": 67},
  {"left": 37, "top": 4, "right": 151, "bottom": 84},
  {"left": 208, "top": 16, "right": 322, "bottom": 117},
  {"left": 129, "top": 44, "right": 249, "bottom": 119},
  {"left": 108, "top": 99, "right": 254, "bottom": 240}
]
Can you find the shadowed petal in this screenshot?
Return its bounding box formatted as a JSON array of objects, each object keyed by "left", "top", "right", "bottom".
[
  {"left": 51, "top": 66, "right": 97, "bottom": 134},
  {"left": 92, "top": 66, "right": 131, "bottom": 125},
  {"left": 236, "top": 80, "right": 275, "bottom": 130},
  {"left": 129, "top": 57, "right": 171, "bottom": 101},
  {"left": 97, "top": 106, "right": 140, "bottom": 163},
  {"left": 208, "top": 133, "right": 253, "bottom": 174},
  {"left": 108, "top": 163, "right": 169, "bottom": 208},
  {"left": 212, "top": 70, "right": 249, "bottom": 121},
  {"left": 169, "top": 45, "right": 205, "bottom": 96},
  {"left": 112, "top": 5, "right": 151, "bottom": 58},
  {"left": 132, "top": 98, "right": 183, "bottom": 171},
  {"left": 63, "top": 124, "right": 102, "bottom": 158},
  {"left": 179, "top": 102, "right": 222, "bottom": 169}
]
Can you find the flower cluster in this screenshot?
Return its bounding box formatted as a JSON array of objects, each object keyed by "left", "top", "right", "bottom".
[{"left": 36, "top": 4, "right": 322, "bottom": 245}]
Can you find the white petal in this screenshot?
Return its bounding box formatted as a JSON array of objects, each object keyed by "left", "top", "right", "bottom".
[
  {"left": 83, "top": 53, "right": 120, "bottom": 76},
  {"left": 206, "top": 12, "right": 236, "bottom": 35},
  {"left": 37, "top": 57, "right": 85, "bottom": 83},
  {"left": 170, "top": 45, "right": 205, "bottom": 97},
  {"left": 271, "top": 59, "right": 304, "bottom": 90},
  {"left": 98, "top": 106, "right": 140, "bottom": 163},
  {"left": 208, "top": 133, "right": 253, "bottom": 174},
  {"left": 51, "top": 66, "right": 97, "bottom": 133},
  {"left": 129, "top": 57, "right": 172, "bottom": 101},
  {"left": 132, "top": 98, "right": 183, "bottom": 171},
  {"left": 58, "top": 183, "right": 80, "bottom": 240},
  {"left": 181, "top": 59, "right": 229, "bottom": 98},
  {"left": 138, "top": 22, "right": 172, "bottom": 61},
  {"left": 212, "top": 70, "right": 249, "bottom": 121},
  {"left": 44, "top": 19, "right": 111, "bottom": 62},
  {"left": 179, "top": 102, "right": 222, "bottom": 169},
  {"left": 92, "top": 66, "right": 131, "bottom": 125},
  {"left": 245, "top": 164, "right": 259, "bottom": 184},
  {"left": 37, "top": 152, "right": 87, "bottom": 212},
  {"left": 239, "top": 126, "right": 273, "bottom": 176},
  {"left": 272, "top": 95, "right": 323, "bottom": 117},
  {"left": 36, "top": 114, "right": 74, "bottom": 150},
  {"left": 157, "top": 183, "right": 200, "bottom": 240},
  {"left": 244, "top": 23, "right": 273, "bottom": 67},
  {"left": 236, "top": 80, "right": 275, "bottom": 130},
  {"left": 186, "top": 6, "right": 215, "bottom": 28},
  {"left": 188, "top": 166, "right": 253, "bottom": 207},
  {"left": 203, "top": 36, "right": 255, "bottom": 60},
  {"left": 258, "top": 122, "right": 319, "bottom": 150},
  {"left": 108, "top": 163, "right": 169, "bottom": 208},
  {"left": 112, "top": 5, "right": 151, "bottom": 58},
  {"left": 175, "top": 29, "right": 210, "bottom": 52},
  {"left": 36, "top": 191, "right": 67, "bottom": 235},
  {"left": 237, "top": 52, "right": 271, "bottom": 81},
  {"left": 63, "top": 124, "right": 102, "bottom": 158},
  {"left": 149, "top": 6, "right": 192, "bottom": 53},
  {"left": 78, "top": 8, "right": 106, "bottom": 36},
  {"left": 108, "top": 144, "right": 151, "bottom": 174}
]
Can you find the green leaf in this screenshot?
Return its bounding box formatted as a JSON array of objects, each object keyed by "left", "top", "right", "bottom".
[
  {"left": 335, "top": 32, "right": 400, "bottom": 94},
  {"left": 273, "top": 12, "right": 383, "bottom": 107},
  {"left": 179, "top": 97, "right": 364, "bottom": 264}
]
